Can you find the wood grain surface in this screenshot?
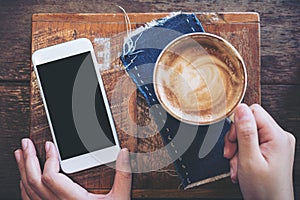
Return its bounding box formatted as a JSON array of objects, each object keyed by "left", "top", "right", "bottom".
[
  {"left": 29, "top": 12, "right": 259, "bottom": 199},
  {"left": 0, "top": 1, "right": 299, "bottom": 199}
]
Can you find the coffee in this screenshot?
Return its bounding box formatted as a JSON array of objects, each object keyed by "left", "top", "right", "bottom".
[{"left": 153, "top": 33, "right": 247, "bottom": 125}]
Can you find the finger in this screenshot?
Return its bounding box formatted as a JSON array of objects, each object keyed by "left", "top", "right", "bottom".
[
  {"left": 44, "top": 141, "right": 59, "bottom": 173},
  {"left": 15, "top": 148, "right": 41, "bottom": 200},
  {"left": 234, "top": 104, "right": 264, "bottom": 162},
  {"left": 42, "top": 142, "right": 91, "bottom": 199},
  {"left": 228, "top": 122, "right": 237, "bottom": 142},
  {"left": 111, "top": 148, "right": 132, "bottom": 199},
  {"left": 224, "top": 125, "right": 237, "bottom": 159},
  {"left": 22, "top": 139, "right": 58, "bottom": 199},
  {"left": 230, "top": 154, "right": 238, "bottom": 184},
  {"left": 250, "top": 104, "right": 284, "bottom": 144},
  {"left": 20, "top": 181, "right": 31, "bottom": 200}
]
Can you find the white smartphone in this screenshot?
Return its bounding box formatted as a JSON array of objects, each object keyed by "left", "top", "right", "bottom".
[{"left": 32, "top": 38, "right": 120, "bottom": 173}]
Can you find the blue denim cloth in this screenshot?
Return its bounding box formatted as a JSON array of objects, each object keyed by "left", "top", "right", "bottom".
[{"left": 120, "top": 13, "right": 230, "bottom": 188}]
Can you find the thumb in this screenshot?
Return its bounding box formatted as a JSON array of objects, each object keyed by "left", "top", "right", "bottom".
[
  {"left": 111, "top": 148, "right": 132, "bottom": 199},
  {"left": 234, "top": 104, "right": 263, "bottom": 162}
]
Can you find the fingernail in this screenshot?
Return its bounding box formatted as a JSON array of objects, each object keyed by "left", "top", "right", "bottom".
[
  {"left": 230, "top": 167, "right": 238, "bottom": 184},
  {"left": 14, "top": 150, "right": 21, "bottom": 162},
  {"left": 230, "top": 167, "right": 235, "bottom": 183},
  {"left": 121, "top": 148, "right": 129, "bottom": 163},
  {"left": 235, "top": 104, "right": 252, "bottom": 121},
  {"left": 45, "top": 141, "right": 50, "bottom": 152},
  {"left": 223, "top": 147, "right": 228, "bottom": 158},
  {"left": 21, "top": 139, "right": 28, "bottom": 150},
  {"left": 123, "top": 148, "right": 129, "bottom": 152}
]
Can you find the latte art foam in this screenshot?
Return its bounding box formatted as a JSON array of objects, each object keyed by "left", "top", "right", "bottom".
[{"left": 154, "top": 33, "right": 246, "bottom": 125}]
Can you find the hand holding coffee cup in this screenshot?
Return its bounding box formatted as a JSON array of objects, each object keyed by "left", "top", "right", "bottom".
[{"left": 153, "top": 33, "right": 247, "bottom": 125}]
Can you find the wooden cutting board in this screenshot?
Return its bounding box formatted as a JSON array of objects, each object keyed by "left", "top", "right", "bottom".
[{"left": 30, "top": 12, "right": 260, "bottom": 198}]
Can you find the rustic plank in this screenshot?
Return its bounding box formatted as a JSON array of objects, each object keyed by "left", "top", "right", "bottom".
[
  {"left": 32, "top": 12, "right": 259, "bottom": 23},
  {"left": 261, "top": 84, "right": 300, "bottom": 200},
  {"left": 0, "top": 84, "right": 30, "bottom": 200},
  {"left": 89, "top": 178, "right": 242, "bottom": 198},
  {"left": 1, "top": 1, "right": 299, "bottom": 84},
  {"left": 261, "top": 85, "right": 300, "bottom": 134}
]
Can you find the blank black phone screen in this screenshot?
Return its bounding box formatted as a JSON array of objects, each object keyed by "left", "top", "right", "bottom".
[{"left": 36, "top": 52, "right": 116, "bottom": 160}]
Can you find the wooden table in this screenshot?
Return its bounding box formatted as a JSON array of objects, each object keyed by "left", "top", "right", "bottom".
[{"left": 1, "top": 1, "right": 299, "bottom": 199}]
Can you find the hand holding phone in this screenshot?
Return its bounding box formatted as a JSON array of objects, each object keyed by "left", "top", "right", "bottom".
[{"left": 14, "top": 139, "right": 132, "bottom": 199}]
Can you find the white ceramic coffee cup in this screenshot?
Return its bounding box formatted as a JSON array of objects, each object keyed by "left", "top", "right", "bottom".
[{"left": 153, "top": 32, "right": 247, "bottom": 125}]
